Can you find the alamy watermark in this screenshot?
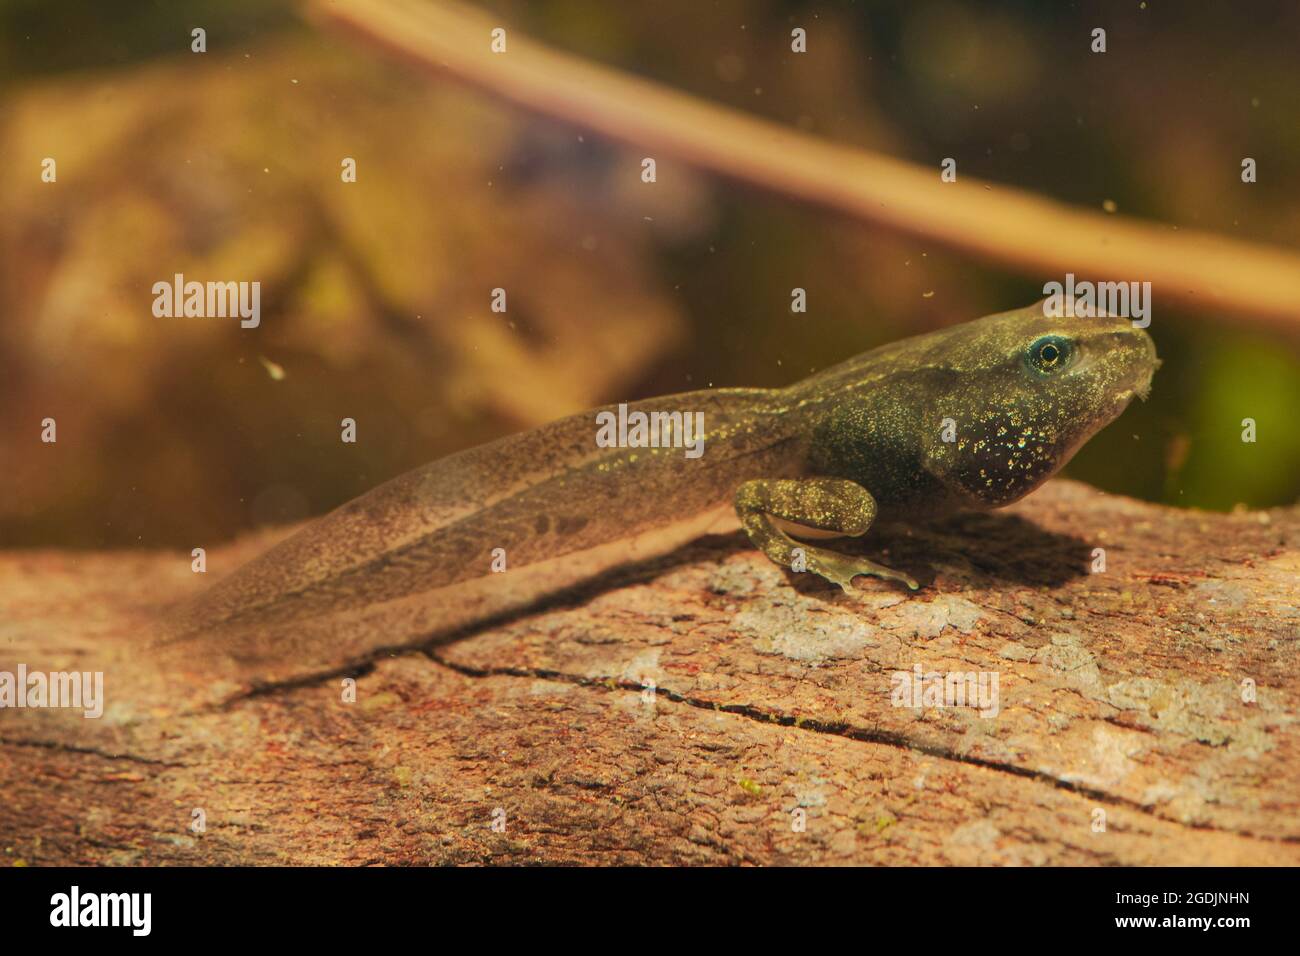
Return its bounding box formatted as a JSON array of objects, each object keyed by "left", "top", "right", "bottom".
[
  {"left": 1042, "top": 273, "right": 1150, "bottom": 328},
  {"left": 0, "top": 664, "right": 103, "bottom": 718},
  {"left": 152, "top": 273, "right": 260, "bottom": 328},
  {"left": 50, "top": 886, "right": 150, "bottom": 936},
  {"left": 595, "top": 403, "right": 705, "bottom": 459},
  {"left": 891, "top": 664, "right": 999, "bottom": 718}
]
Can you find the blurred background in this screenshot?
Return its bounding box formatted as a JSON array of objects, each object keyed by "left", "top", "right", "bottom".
[{"left": 2, "top": 0, "right": 1298, "bottom": 549}]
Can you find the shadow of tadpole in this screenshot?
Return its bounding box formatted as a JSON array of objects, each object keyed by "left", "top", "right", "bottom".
[
  {"left": 884, "top": 510, "right": 1094, "bottom": 588},
  {"left": 424, "top": 511, "right": 1091, "bottom": 650},
  {"left": 420, "top": 532, "right": 752, "bottom": 651},
  {"left": 773, "top": 509, "right": 1094, "bottom": 598}
]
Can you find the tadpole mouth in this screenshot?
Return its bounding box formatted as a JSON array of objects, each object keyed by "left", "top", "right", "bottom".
[
  {"left": 1133, "top": 352, "right": 1159, "bottom": 401},
  {"left": 1122, "top": 329, "right": 1159, "bottom": 402},
  {"left": 1112, "top": 369, "right": 1152, "bottom": 411}
]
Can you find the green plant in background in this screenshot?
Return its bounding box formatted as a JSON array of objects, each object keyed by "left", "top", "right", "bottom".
[{"left": 1175, "top": 333, "right": 1300, "bottom": 510}]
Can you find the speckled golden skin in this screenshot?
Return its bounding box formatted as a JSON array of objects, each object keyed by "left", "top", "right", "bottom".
[{"left": 186, "top": 302, "right": 1157, "bottom": 641}]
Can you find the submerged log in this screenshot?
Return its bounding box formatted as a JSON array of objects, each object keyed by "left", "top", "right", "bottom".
[{"left": 1, "top": 479, "right": 1297, "bottom": 865}]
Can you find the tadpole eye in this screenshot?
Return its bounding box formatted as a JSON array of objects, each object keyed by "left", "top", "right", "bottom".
[{"left": 1026, "top": 335, "right": 1074, "bottom": 374}]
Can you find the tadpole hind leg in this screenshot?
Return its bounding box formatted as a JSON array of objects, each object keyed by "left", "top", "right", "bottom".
[{"left": 733, "top": 478, "right": 919, "bottom": 591}]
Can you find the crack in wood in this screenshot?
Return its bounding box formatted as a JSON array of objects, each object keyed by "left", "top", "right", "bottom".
[{"left": 422, "top": 651, "right": 1300, "bottom": 846}]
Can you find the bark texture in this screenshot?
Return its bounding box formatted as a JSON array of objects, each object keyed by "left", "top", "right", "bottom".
[{"left": 2, "top": 479, "right": 1297, "bottom": 866}]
